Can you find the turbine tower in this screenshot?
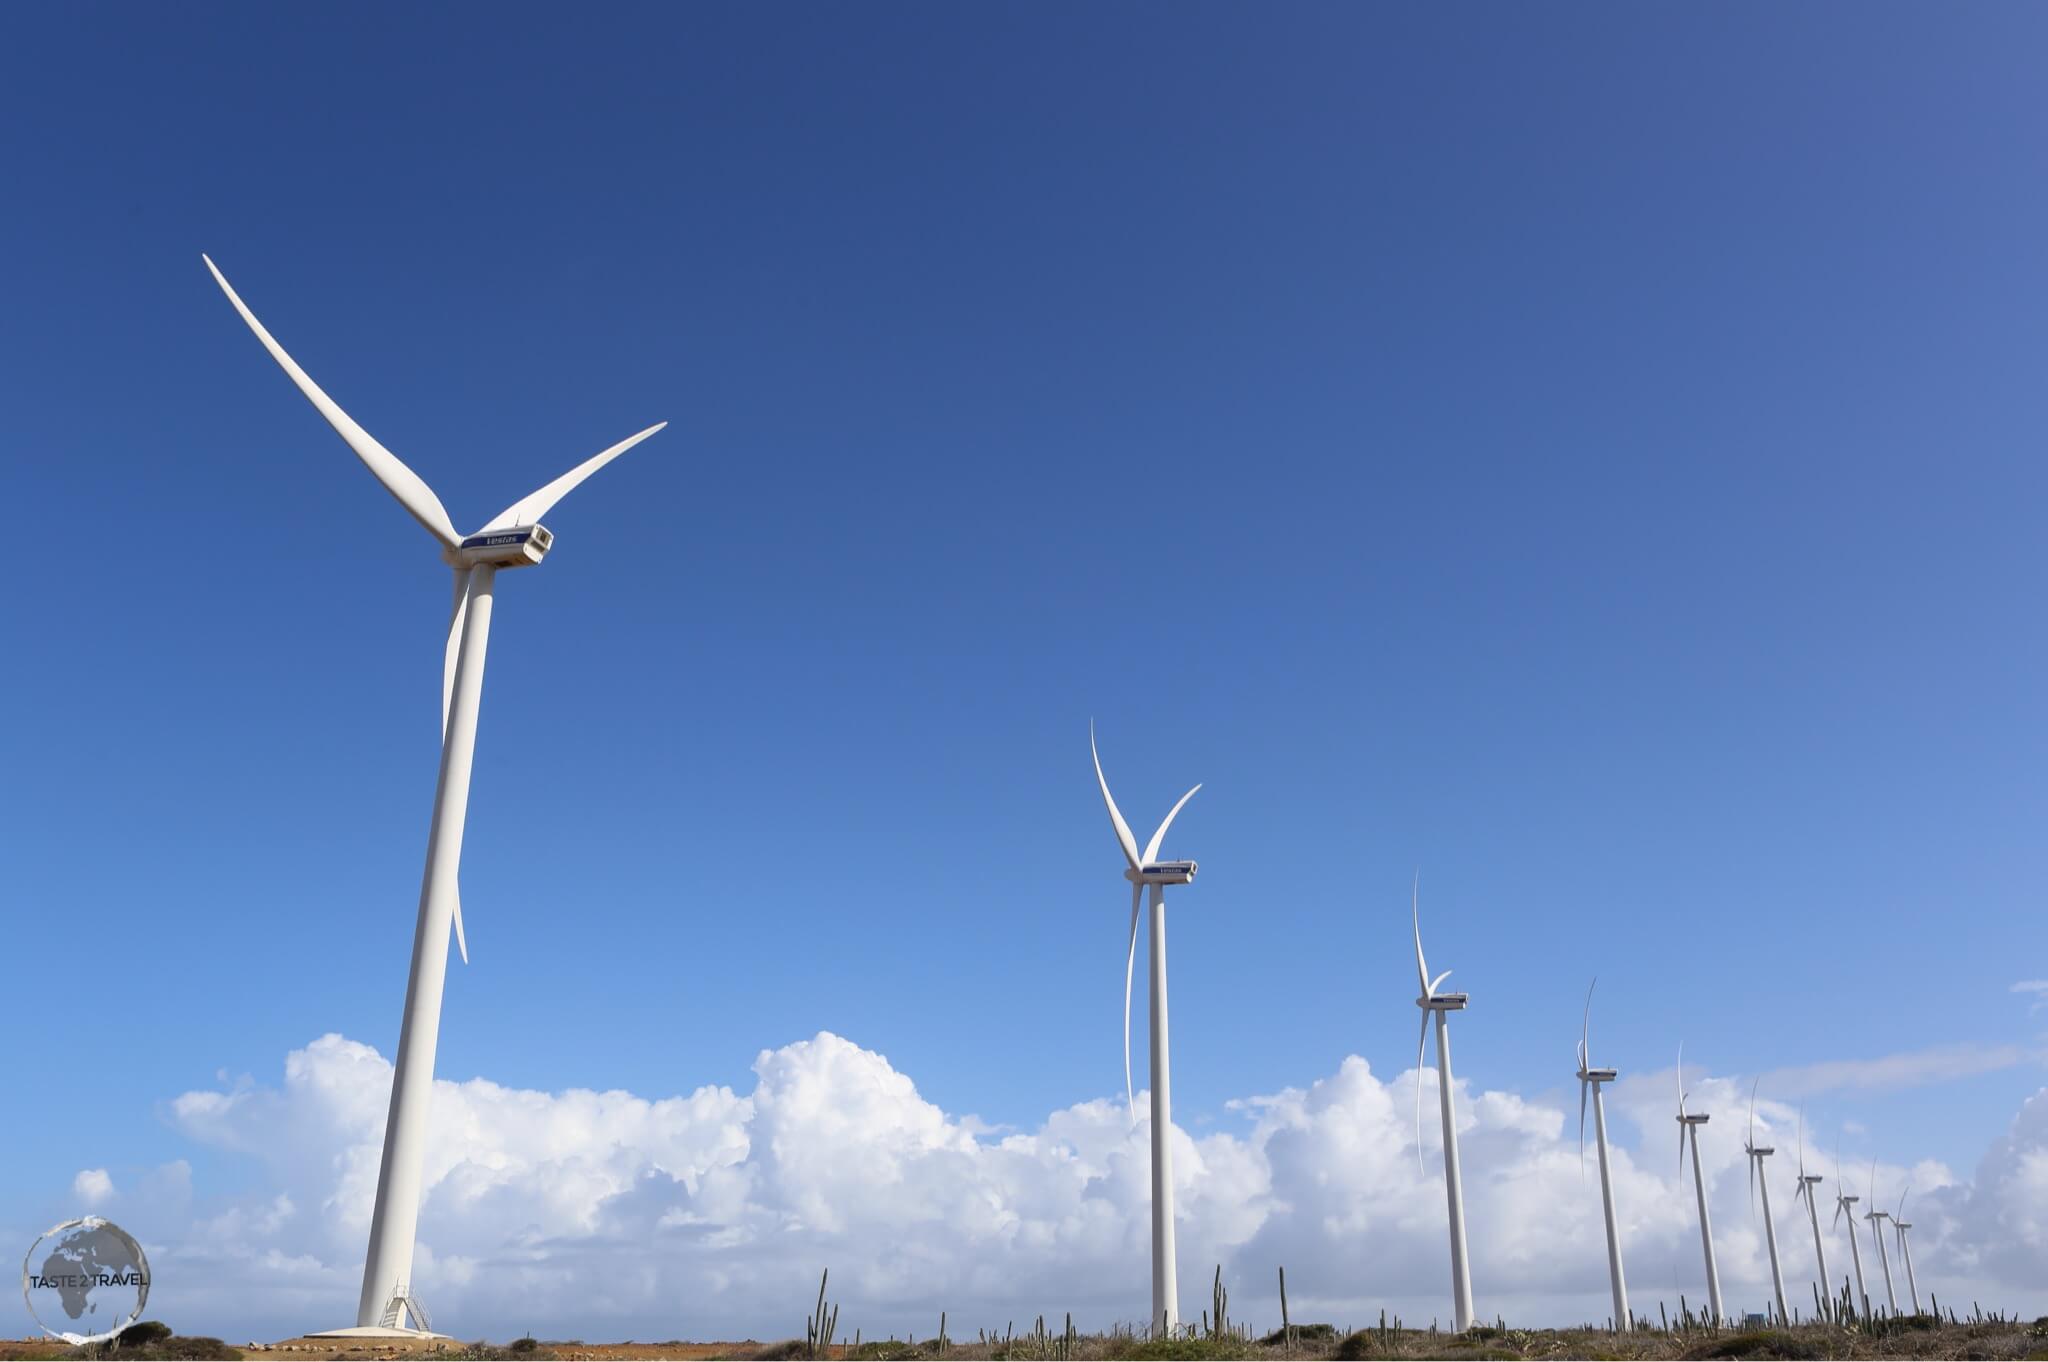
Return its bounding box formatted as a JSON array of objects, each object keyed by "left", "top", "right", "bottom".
[
  {"left": 1865, "top": 1162, "right": 1898, "bottom": 1315},
  {"left": 206, "top": 257, "right": 664, "bottom": 1336},
  {"left": 1412, "top": 883, "right": 1476, "bottom": 1333},
  {"left": 1786, "top": 1111, "right": 1831, "bottom": 1322},
  {"left": 1744, "top": 1082, "right": 1789, "bottom": 1326},
  {"left": 1575, "top": 980, "right": 1629, "bottom": 1331},
  {"left": 1831, "top": 1145, "right": 1869, "bottom": 1320},
  {"left": 1893, "top": 1188, "right": 1921, "bottom": 1315},
  {"left": 1091, "top": 727, "right": 1200, "bottom": 1337},
  {"left": 1675, "top": 1046, "right": 1724, "bottom": 1327}
]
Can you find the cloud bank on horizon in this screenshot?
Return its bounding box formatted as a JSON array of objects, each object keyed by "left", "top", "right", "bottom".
[{"left": 56, "top": 1034, "right": 2048, "bottom": 1341}]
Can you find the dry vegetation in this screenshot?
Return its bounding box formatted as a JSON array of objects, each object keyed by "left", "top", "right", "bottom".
[{"left": 4, "top": 1306, "right": 2041, "bottom": 1362}]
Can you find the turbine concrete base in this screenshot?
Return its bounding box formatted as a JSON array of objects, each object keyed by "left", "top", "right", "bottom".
[{"left": 302, "top": 1326, "right": 454, "bottom": 1341}]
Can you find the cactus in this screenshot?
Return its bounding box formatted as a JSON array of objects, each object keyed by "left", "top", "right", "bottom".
[
  {"left": 1207, "top": 1264, "right": 1230, "bottom": 1340},
  {"left": 1278, "top": 1266, "right": 1292, "bottom": 1356},
  {"left": 804, "top": 1269, "right": 837, "bottom": 1360}
]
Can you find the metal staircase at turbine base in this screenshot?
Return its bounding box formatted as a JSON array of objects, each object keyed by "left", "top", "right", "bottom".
[{"left": 305, "top": 1284, "right": 451, "bottom": 1342}]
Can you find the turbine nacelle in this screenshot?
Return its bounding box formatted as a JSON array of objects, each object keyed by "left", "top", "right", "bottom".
[
  {"left": 1418, "top": 991, "right": 1469, "bottom": 1011},
  {"left": 1127, "top": 860, "right": 1197, "bottom": 885},
  {"left": 1678, "top": 1112, "right": 1711, "bottom": 1126},
  {"left": 1578, "top": 1066, "right": 1618, "bottom": 1084},
  {"left": 1748, "top": 1145, "right": 1776, "bottom": 1157},
  {"left": 453, "top": 524, "right": 554, "bottom": 569}
]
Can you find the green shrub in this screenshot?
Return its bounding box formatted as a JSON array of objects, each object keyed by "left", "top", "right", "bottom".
[
  {"left": 1259, "top": 1322, "right": 1337, "bottom": 1346},
  {"left": 64, "top": 1325, "right": 240, "bottom": 1361},
  {"left": 1683, "top": 1330, "right": 1824, "bottom": 1360},
  {"left": 1333, "top": 1331, "right": 1379, "bottom": 1360},
  {"left": 1108, "top": 1339, "right": 1255, "bottom": 1361},
  {"left": 112, "top": 1323, "right": 176, "bottom": 1350}
]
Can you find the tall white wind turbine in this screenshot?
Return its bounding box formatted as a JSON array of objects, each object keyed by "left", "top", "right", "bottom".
[
  {"left": 1091, "top": 727, "right": 1200, "bottom": 1337},
  {"left": 1744, "top": 1082, "right": 1790, "bottom": 1326},
  {"left": 1412, "top": 884, "right": 1476, "bottom": 1333},
  {"left": 1575, "top": 981, "right": 1629, "bottom": 1331},
  {"left": 1865, "top": 1161, "right": 1898, "bottom": 1315},
  {"left": 1675, "top": 1046, "right": 1724, "bottom": 1327},
  {"left": 1893, "top": 1188, "right": 1921, "bottom": 1315},
  {"left": 206, "top": 256, "right": 664, "bottom": 1336},
  {"left": 1831, "top": 1145, "right": 1869, "bottom": 1320},
  {"left": 1787, "top": 1112, "right": 1831, "bottom": 1323}
]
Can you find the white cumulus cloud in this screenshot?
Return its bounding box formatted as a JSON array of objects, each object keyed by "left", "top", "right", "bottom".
[
  {"left": 128, "top": 1032, "right": 2048, "bottom": 1343},
  {"left": 72, "top": 1169, "right": 114, "bottom": 1208}
]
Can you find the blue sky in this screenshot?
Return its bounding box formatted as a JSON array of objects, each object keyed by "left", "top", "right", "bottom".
[{"left": 4, "top": 2, "right": 2046, "bottom": 1336}]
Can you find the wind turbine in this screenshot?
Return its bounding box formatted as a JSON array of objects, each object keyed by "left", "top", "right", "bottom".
[
  {"left": 1787, "top": 1112, "right": 1831, "bottom": 1323},
  {"left": 1744, "top": 1082, "right": 1790, "bottom": 1326},
  {"left": 1831, "top": 1145, "right": 1869, "bottom": 1320},
  {"left": 1865, "top": 1161, "right": 1898, "bottom": 1315},
  {"left": 1894, "top": 1188, "right": 1921, "bottom": 1315},
  {"left": 1575, "top": 980, "right": 1629, "bottom": 1331},
  {"left": 1090, "top": 727, "right": 1200, "bottom": 1337},
  {"left": 1412, "top": 882, "right": 1475, "bottom": 1334},
  {"left": 1675, "top": 1045, "right": 1724, "bottom": 1327},
  {"left": 206, "top": 256, "right": 664, "bottom": 1336}
]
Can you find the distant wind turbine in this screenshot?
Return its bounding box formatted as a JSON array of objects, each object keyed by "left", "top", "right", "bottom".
[
  {"left": 1744, "top": 1082, "right": 1790, "bottom": 1326},
  {"left": 205, "top": 256, "right": 664, "bottom": 1336},
  {"left": 1575, "top": 981, "right": 1629, "bottom": 1331},
  {"left": 1787, "top": 1111, "right": 1832, "bottom": 1322},
  {"left": 1894, "top": 1188, "right": 1921, "bottom": 1315},
  {"left": 1090, "top": 726, "right": 1200, "bottom": 1336},
  {"left": 1865, "top": 1161, "right": 1898, "bottom": 1315},
  {"left": 1831, "top": 1144, "right": 1870, "bottom": 1320},
  {"left": 1675, "top": 1046, "right": 1724, "bottom": 1327},
  {"left": 1413, "top": 882, "right": 1476, "bottom": 1333}
]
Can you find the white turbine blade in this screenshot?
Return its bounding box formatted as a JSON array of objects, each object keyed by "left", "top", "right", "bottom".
[
  {"left": 1580, "top": 977, "right": 1597, "bottom": 1067},
  {"left": 1090, "top": 724, "right": 1141, "bottom": 870},
  {"left": 1676, "top": 1042, "right": 1689, "bottom": 1175},
  {"left": 1832, "top": 1198, "right": 1845, "bottom": 1229},
  {"left": 1797, "top": 1107, "right": 1807, "bottom": 1175},
  {"left": 451, "top": 887, "right": 468, "bottom": 965},
  {"left": 1429, "top": 969, "right": 1453, "bottom": 995},
  {"left": 444, "top": 568, "right": 471, "bottom": 739},
  {"left": 203, "top": 255, "right": 460, "bottom": 549},
  {"left": 1412, "top": 877, "right": 1431, "bottom": 995},
  {"left": 477, "top": 422, "right": 667, "bottom": 533},
  {"left": 1140, "top": 784, "right": 1201, "bottom": 867},
  {"left": 1414, "top": 1009, "right": 1430, "bottom": 1173},
  {"left": 1578, "top": 1078, "right": 1589, "bottom": 1175},
  {"left": 1898, "top": 1186, "right": 1908, "bottom": 1220},
  {"left": 1123, "top": 882, "right": 1141, "bottom": 1127}
]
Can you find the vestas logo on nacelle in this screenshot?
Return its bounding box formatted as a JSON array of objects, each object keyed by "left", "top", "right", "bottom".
[{"left": 461, "top": 532, "right": 531, "bottom": 549}]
